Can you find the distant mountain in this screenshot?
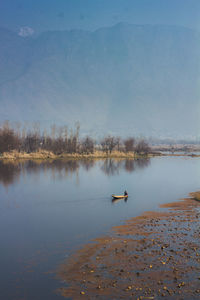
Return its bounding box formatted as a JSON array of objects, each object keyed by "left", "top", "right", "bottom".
[{"left": 0, "top": 23, "right": 200, "bottom": 138}]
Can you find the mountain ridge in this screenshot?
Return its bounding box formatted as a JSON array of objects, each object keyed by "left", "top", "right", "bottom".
[{"left": 0, "top": 23, "right": 200, "bottom": 138}]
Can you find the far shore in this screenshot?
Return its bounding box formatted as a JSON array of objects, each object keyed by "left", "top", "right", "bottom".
[
  {"left": 1, "top": 150, "right": 200, "bottom": 161},
  {"left": 0, "top": 150, "right": 159, "bottom": 160}
]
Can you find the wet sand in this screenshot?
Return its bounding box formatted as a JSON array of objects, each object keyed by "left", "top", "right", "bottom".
[{"left": 57, "top": 192, "right": 200, "bottom": 299}]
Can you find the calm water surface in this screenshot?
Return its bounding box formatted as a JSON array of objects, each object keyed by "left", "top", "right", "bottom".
[{"left": 0, "top": 157, "right": 200, "bottom": 299}]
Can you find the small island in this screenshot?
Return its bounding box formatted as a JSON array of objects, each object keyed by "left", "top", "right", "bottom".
[
  {"left": 0, "top": 121, "right": 153, "bottom": 160},
  {"left": 1, "top": 121, "right": 200, "bottom": 160}
]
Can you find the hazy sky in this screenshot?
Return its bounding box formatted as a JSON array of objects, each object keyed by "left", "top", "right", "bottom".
[{"left": 0, "top": 0, "right": 200, "bottom": 34}]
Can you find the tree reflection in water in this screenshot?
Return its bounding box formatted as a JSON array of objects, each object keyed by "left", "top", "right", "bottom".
[
  {"left": 112, "top": 197, "right": 128, "bottom": 204},
  {"left": 124, "top": 159, "right": 135, "bottom": 173},
  {"left": 0, "top": 161, "right": 21, "bottom": 187},
  {"left": 0, "top": 158, "right": 150, "bottom": 188},
  {"left": 80, "top": 159, "right": 95, "bottom": 171},
  {"left": 135, "top": 158, "right": 151, "bottom": 169},
  {"left": 101, "top": 159, "right": 123, "bottom": 176},
  {"left": 101, "top": 158, "right": 150, "bottom": 176}
]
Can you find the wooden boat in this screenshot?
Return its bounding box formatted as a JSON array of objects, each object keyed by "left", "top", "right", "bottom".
[{"left": 112, "top": 194, "right": 128, "bottom": 199}]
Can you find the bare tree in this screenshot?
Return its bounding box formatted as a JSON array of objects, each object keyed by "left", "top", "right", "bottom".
[
  {"left": 115, "top": 136, "right": 122, "bottom": 151},
  {"left": 81, "top": 137, "right": 94, "bottom": 154},
  {"left": 124, "top": 137, "right": 135, "bottom": 152},
  {"left": 0, "top": 121, "right": 20, "bottom": 153},
  {"left": 135, "top": 139, "right": 150, "bottom": 154},
  {"left": 22, "top": 133, "right": 41, "bottom": 153},
  {"left": 100, "top": 136, "right": 118, "bottom": 154}
]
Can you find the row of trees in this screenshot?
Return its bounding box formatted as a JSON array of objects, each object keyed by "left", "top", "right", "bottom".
[
  {"left": 0, "top": 121, "right": 151, "bottom": 155},
  {"left": 100, "top": 136, "right": 150, "bottom": 154}
]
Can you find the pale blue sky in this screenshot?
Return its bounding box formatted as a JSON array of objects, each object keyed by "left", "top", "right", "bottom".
[{"left": 0, "top": 0, "right": 200, "bottom": 33}]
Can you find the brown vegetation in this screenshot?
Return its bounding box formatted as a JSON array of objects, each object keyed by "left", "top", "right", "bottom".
[
  {"left": 0, "top": 121, "right": 152, "bottom": 159},
  {"left": 190, "top": 191, "right": 200, "bottom": 202},
  {"left": 135, "top": 139, "right": 150, "bottom": 154},
  {"left": 124, "top": 137, "right": 135, "bottom": 152}
]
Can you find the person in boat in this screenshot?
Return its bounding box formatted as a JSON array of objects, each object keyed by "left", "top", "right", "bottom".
[{"left": 124, "top": 190, "right": 128, "bottom": 196}]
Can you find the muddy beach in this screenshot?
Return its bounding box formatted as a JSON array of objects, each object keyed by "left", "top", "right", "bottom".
[{"left": 57, "top": 192, "right": 200, "bottom": 299}]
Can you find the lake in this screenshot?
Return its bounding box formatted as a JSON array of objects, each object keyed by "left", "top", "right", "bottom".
[{"left": 0, "top": 157, "right": 200, "bottom": 299}]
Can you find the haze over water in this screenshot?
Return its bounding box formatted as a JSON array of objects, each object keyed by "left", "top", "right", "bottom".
[
  {"left": 0, "top": 0, "right": 200, "bottom": 138},
  {"left": 0, "top": 157, "right": 200, "bottom": 299}
]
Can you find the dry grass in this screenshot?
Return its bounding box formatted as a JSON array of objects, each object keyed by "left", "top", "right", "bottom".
[
  {"left": 60, "top": 151, "right": 136, "bottom": 159},
  {"left": 0, "top": 150, "right": 151, "bottom": 160},
  {"left": 190, "top": 191, "right": 200, "bottom": 202},
  {"left": 1, "top": 150, "right": 56, "bottom": 160}
]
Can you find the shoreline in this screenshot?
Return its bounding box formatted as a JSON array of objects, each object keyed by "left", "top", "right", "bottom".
[
  {"left": 0, "top": 150, "right": 157, "bottom": 161},
  {"left": 57, "top": 192, "right": 200, "bottom": 299},
  {"left": 0, "top": 150, "right": 200, "bottom": 161}
]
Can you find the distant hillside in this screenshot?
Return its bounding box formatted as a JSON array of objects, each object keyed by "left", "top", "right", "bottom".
[{"left": 0, "top": 23, "right": 200, "bottom": 138}]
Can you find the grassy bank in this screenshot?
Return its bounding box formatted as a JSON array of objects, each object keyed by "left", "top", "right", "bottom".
[
  {"left": 1, "top": 150, "right": 199, "bottom": 161},
  {"left": 0, "top": 150, "right": 155, "bottom": 160},
  {"left": 190, "top": 191, "right": 200, "bottom": 201},
  {"left": 162, "top": 153, "right": 200, "bottom": 157}
]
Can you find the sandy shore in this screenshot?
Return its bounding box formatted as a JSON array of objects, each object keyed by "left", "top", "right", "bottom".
[{"left": 57, "top": 192, "right": 200, "bottom": 299}]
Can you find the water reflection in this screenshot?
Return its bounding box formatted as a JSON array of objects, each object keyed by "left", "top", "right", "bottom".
[
  {"left": 80, "top": 159, "right": 95, "bottom": 171},
  {"left": 112, "top": 197, "right": 128, "bottom": 204},
  {"left": 101, "top": 158, "right": 150, "bottom": 176},
  {"left": 135, "top": 158, "right": 151, "bottom": 169},
  {"left": 0, "top": 161, "right": 21, "bottom": 187},
  {"left": 101, "top": 159, "right": 123, "bottom": 176},
  {"left": 0, "top": 158, "right": 150, "bottom": 188}
]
